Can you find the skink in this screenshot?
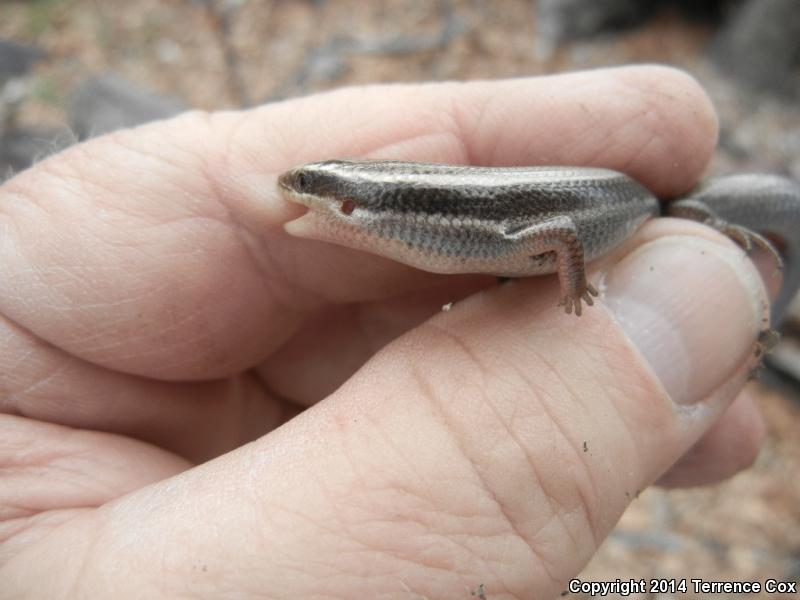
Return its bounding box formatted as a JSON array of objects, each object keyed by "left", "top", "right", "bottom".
[{"left": 278, "top": 160, "right": 800, "bottom": 319}]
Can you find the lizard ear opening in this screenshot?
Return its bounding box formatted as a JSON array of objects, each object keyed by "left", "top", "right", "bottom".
[{"left": 340, "top": 199, "right": 356, "bottom": 216}]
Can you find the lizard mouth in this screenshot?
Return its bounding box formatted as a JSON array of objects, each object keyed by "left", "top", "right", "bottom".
[
  {"left": 278, "top": 168, "right": 368, "bottom": 242},
  {"left": 280, "top": 181, "right": 357, "bottom": 240},
  {"left": 283, "top": 202, "right": 366, "bottom": 245},
  {"left": 278, "top": 179, "right": 330, "bottom": 213}
]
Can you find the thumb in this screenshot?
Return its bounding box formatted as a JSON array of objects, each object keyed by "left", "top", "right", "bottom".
[{"left": 1, "top": 220, "right": 768, "bottom": 599}]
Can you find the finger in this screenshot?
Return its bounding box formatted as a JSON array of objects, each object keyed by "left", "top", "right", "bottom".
[
  {"left": 256, "top": 275, "right": 493, "bottom": 404},
  {"left": 0, "top": 314, "right": 290, "bottom": 463},
  {"left": 0, "top": 414, "right": 188, "bottom": 564},
  {"left": 1, "top": 219, "right": 768, "bottom": 597},
  {"left": 0, "top": 66, "right": 717, "bottom": 383},
  {"left": 657, "top": 389, "right": 766, "bottom": 487}
]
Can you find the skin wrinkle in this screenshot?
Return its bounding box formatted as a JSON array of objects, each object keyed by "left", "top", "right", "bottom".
[
  {"left": 369, "top": 131, "right": 468, "bottom": 166},
  {"left": 61, "top": 137, "right": 158, "bottom": 210},
  {"left": 462, "top": 88, "right": 508, "bottom": 169},
  {"left": 616, "top": 112, "right": 667, "bottom": 178},
  {"left": 45, "top": 434, "right": 131, "bottom": 490},
  {"left": 109, "top": 134, "right": 189, "bottom": 186},
  {"left": 15, "top": 425, "right": 86, "bottom": 471},
  {"left": 506, "top": 355, "right": 600, "bottom": 554},
  {"left": 37, "top": 122, "right": 274, "bottom": 370},
  {"left": 5, "top": 465, "right": 103, "bottom": 514},
  {"left": 471, "top": 370, "right": 572, "bottom": 588},
  {"left": 244, "top": 222, "right": 330, "bottom": 313},
  {"left": 381, "top": 482, "right": 513, "bottom": 548},
  {"left": 268, "top": 476, "right": 466, "bottom": 594},
  {"left": 438, "top": 84, "right": 485, "bottom": 167},
  {"left": 403, "top": 363, "right": 518, "bottom": 549},
  {"left": 6, "top": 357, "right": 68, "bottom": 410},
  {"left": 557, "top": 69, "right": 711, "bottom": 193},
  {"left": 311, "top": 85, "right": 464, "bottom": 162},
  {"left": 138, "top": 126, "right": 294, "bottom": 368},
  {"left": 550, "top": 361, "right": 629, "bottom": 546},
  {"left": 241, "top": 109, "right": 297, "bottom": 170},
  {"left": 286, "top": 88, "right": 368, "bottom": 158},
  {"left": 28, "top": 139, "right": 97, "bottom": 190},
  {"left": 548, "top": 120, "right": 609, "bottom": 169},
  {"left": 362, "top": 127, "right": 464, "bottom": 165},
  {"left": 312, "top": 86, "right": 375, "bottom": 150},
  {"left": 0, "top": 319, "right": 55, "bottom": 390},
  {"left": 77, "top": 301, "right": 191, "bottom": 360},
  {"left": 3, "top": 151, "right": 254, "bottom": 380},
  {"left": 261, "top": 497, "right": 344, "bottom": 545},
  {"left": 3, "top": 411, "right": 189, "bottom": 493},
  {"left": 521, "top": 79, "right": 639, "bottom": 166},
  {"left": 341, "top": 526, "right": 485, "bottom": 589},
  {"left": 341, "top": 436, "right": 518, "bottom": 589},
  {"left": 0, "top": 323, "right": 86, "bottom": 419},
  {"left": 518, "top": 329, "right": 611, "bottom": 537},
  {"left": 588, "top": 372, "right": 666, "bottom": 500},
  {"left": 500, "top": 357, "right": 589, "bottom": 552},
  {"left": 115, "top": 111, "right": 218, "bottom": 178},
  {"left": 405, "top": 328, "right": 559, "bottom": 592},
  {"left": 616, "top": 70, "right": 717, "bottom": 192},
  {"left": 0, "top": 513, "right": 40, "bottom": 535},
  {"left": 577, "top": 101, "right": 659, "bottom": 176},
  {"left": 63, "top": 517, "right": 106, "bottom": 600},
  {"left": 357, "top": 417, "right": 435, "bottom": 502}
]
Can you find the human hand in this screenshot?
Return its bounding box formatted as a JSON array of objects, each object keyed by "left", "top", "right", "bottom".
[{"left": 0, "top": 66, "right": 768, "bottom": 598}]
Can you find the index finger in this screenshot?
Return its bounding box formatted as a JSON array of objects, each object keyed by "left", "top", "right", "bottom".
[{"left": 0, "top": 65, "right": 717, "bottom": 380}]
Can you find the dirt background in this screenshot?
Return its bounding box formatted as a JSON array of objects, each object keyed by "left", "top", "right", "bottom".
[{"left": 2, "top": 1, "right": 799, "bottom": 597}]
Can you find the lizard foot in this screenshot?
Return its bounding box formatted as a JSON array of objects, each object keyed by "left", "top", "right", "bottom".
[
  {"left": 559, "top": 283, "right": 598, "bottom": 317},
  {"left": 719, "top": 223, "right": 784, "bottom": 276}
]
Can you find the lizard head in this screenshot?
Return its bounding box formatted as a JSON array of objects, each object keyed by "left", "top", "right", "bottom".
[{"left": 279, "top": 159, "right": 386, "bottom": 247}]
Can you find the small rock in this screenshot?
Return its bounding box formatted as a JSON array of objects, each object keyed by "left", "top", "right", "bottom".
[
  {"left": 536, "top": 0, "right": 661, "bottom": 52},
  {"left": 0, "top": 127, "right": 72, "bottom": 181},
  {"left": 68, "top": 75, "right": 186, "bottom": 139},
  {"left": 0, "top": 38, "right": 46, "bottom": 85},
  {"left": 712, "top": 0, "right": 800, "bottom": 98}
]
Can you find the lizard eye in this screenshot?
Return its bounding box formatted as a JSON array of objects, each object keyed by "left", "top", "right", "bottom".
[
  {"left": 295, "top": 171, "right": 311, "bottom": 191},
  {"left": 340, "top": 199, "right": 356, "bottom": 215}
]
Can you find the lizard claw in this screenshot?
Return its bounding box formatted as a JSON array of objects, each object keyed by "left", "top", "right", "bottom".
[
  {"left": 560, "top": 283, "right": 598, "bottom": 317},
  {"left": 720, "top": 223, "right": 784, "bottom": 276}
]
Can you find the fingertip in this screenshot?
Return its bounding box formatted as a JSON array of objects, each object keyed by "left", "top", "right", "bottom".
[
  {"left": 603, "top": 224, "right": 768, "bottom": 406},
  {"left": 609, "top": 65, "right": 719, "bottom": 196},
  {"left": 456, "top": 65, "right": 719, "bottom": 196}
]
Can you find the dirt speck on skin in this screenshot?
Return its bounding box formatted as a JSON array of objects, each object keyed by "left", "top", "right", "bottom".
[{"left": 471, "top": 583, "right": 487, "bottom": 599}]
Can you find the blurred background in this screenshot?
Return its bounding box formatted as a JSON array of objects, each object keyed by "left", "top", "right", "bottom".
[{"left": 1, "top": 0, "right": 799, "bottom": 596}]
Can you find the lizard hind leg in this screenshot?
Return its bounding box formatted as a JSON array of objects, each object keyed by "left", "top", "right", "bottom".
[
  {"left": 719, "top": 223, "right": 784, "bottom": 275},
  {"left": 668, "top": 198, "right": 784, "bottom": 275},
  {"left": 505, "top": 215, "right": 594, "bottom": 316}
]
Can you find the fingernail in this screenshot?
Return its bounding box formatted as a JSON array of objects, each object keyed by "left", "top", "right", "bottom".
[{"left": 603, "top": 236, "right": 769, "bottom": 405}]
